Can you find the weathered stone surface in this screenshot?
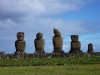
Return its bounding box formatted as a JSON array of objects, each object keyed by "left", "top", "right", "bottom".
[
  {"left": 53, "top": 28, "right": 61, "bottom": 36},
  {"left": 17, "top": 32, "right": 24, "bottom": 41},
  {"left": 52, "top": 28, "right": 63, "bottom": 53},
  {"left": 15, "top": 32, "right": 26, "bottom": 54},
  {"left": 87, "top": 43, "right": 94, "bottom": 53},
  {"left": 69, "top": 35, "right": 82, "bottom": 53},
  {"left": 15, "top": 40, "right": 26, "bottom": 51},
  {"left": 0, "top": 52, "right": 5, "bottom": 55},
  {"left": 53, "top": 37, "right": 63, "bottom": 51},
  {"left": 34, "top": 32, "right": 45, "bottom": 53},
  {"left": 71, "top": 41, "right": 81, "bottom": 50}
]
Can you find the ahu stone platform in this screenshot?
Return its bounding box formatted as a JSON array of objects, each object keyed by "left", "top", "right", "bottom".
[{"left": 0, "top": 52, "right": 100, "bottom": 59}]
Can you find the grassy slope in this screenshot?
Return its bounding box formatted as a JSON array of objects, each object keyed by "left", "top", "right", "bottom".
[{"left": 0, "top": 64, "right": 100, "bottom": 75}]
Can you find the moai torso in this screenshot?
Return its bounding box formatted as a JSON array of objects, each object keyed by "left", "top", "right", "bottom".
[
  {"left": 87, "top": 43, "right": 94, "bottom": 53},
  {"left": 71, "top": 41, "right": 81, "bottom": 50},
  {"left": 34, "top": 32, "right": 45, "bottom": 51},
  {"left": 15, "top": 41, "right": 26, "bottom": 51},
  {"left": 70, "top": 35, "right": 81, "bottom": 53},
  {"left": 15, "top": 32, "right": 26, "bottom": 52},
  {"left": 53, "top": 29, "right": 63, "bottom": 51}
]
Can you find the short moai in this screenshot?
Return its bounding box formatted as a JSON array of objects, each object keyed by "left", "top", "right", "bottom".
[
  {"left": 34, "top": 32, "right": 45, "bottom": 54},
  {"left": 52, "top": 28, "right": 64, "bottom": 55},
  {"left": 87, "top": 43, "right": 94, "bottom": 53},
  {"left": 69, "top": 35, "right": 82, "bottom": 53},
  {"left": 15, "top": 32, "right": 26, "bottom": 54}
]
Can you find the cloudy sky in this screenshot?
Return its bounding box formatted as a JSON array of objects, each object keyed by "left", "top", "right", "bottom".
[{"left": 0, "top": 0, "right": 100, "bottom": 53}]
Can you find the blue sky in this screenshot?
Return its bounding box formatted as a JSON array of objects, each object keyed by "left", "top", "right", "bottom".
[{"left": 0, "top": 0, "right": 100, "bottom": 53}]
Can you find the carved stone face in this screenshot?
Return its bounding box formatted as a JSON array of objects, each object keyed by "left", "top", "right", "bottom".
[
  {"left": 36, "top": 32, "right": 43, "bottom": 39},
  {"left": 71, "top": 35, "right": 78, "bottom": 41},
  {"left": 54, "top": 28, "right": 61, "bottom": 36},
  {"left": 17, "top": 32, "right": 24, "bottom": 41}
]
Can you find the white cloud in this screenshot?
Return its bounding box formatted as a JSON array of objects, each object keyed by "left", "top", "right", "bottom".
[
  {"left": 0, "top": 18, "right": 17, "bottom": 28},
  {"left": 38, "top": 0, "right": 95, "bottom": 14},
  {"left": 0, "top": 0, "right": 94, "bottom": 20},
  {"left": 0, "top": 0, "right": 46, "bottom": 17},
  {"left": 37, "top": 18, "right": 100, "bottom": 35},
  {"left": 0, "top": 17, "right": 100, "bottom": 39}
]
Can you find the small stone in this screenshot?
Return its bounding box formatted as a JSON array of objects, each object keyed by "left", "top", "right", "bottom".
[{"left": 38, "top": 66, "right": 41, "bottom": 69}]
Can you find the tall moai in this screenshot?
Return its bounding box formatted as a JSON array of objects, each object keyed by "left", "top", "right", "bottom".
[
  {"left": 69, "top": 35, "right": 82, "bottom": 53},
  {"left": 34, "top": 32, "right": 45, "bottom": 53},
  {"left": 52, "top": 28, "right": 64, "bottom": 53},
  {"left": 87, "top": 43, "right": 94, "bottom": 53},
  {"left": 15, "top": 32, "right": 26, "bottom": 54}
]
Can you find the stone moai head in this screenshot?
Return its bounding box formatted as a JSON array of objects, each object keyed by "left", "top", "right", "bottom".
[
  {"left": 54, "top": 28, "right": 61, "bottom": 36},
  {"left": 17, "top": 32, "right": 24, "bottom": 41},
  {"left": 88, "top": 43, "right": 93, "bottom": 50},
  {"left": 36, "top": 32, "right": 43, "bottom": 39},
  {"left": 71, "top": 35, "right": 78, "bottom": 41}
]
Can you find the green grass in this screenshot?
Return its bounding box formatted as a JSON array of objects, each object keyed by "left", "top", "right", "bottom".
[
  {"left": 0, "top": 64, "right": 100, "bottom": 75},
  {"left": 0, "top": 57, "right": 100, "bottom": 66}
]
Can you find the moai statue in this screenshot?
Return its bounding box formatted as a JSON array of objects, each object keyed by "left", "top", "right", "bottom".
[
  {"left": 52, "top": 28, "right": 64, "bottom": 54},
  {"left": 15, "top": 32, "right": 26, "bottom": 54},
  {"left": 69, "top": 35, "right": 82, "bottom": 53},
  {"left": 34, "top": 32, "right": 45, "bottom": 54},
  {"left": 87, "top": 43, "right": 94, "bottom": 53}
]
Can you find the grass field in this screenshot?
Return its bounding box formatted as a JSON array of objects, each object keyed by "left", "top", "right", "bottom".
[
  {"left": 0, "top": 57, "right": 100, "bottom": 66},
  {"left": 0, "top": 64, "right": 100, "bottom": 75}
]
